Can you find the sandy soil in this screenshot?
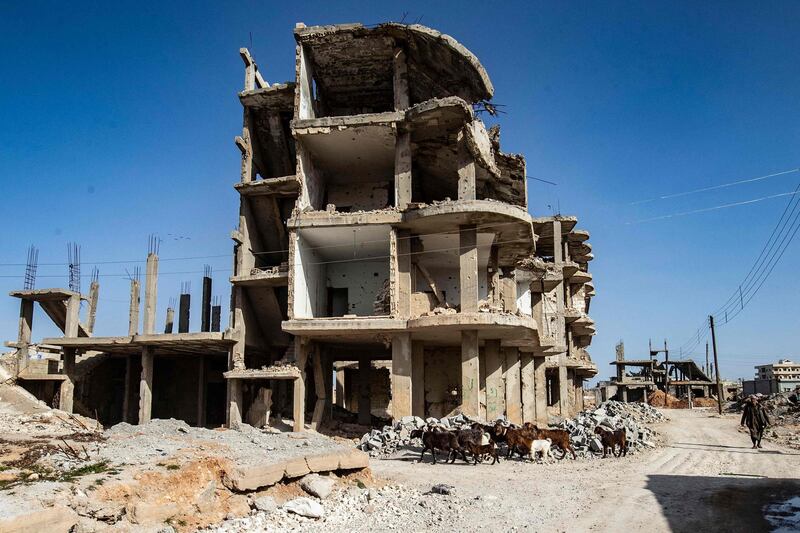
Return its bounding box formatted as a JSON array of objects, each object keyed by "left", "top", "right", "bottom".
[{"left": 371, "top": 408, "right": 800, "bottom": 532}]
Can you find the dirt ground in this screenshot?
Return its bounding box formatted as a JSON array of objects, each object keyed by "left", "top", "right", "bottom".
[{"left": 369, "top": 408, "right": 800, "bottom": 532}]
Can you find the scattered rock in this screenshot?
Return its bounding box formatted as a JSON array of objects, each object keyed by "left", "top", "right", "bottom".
[
  {"left": 300, "top": 473, "right": 336, "bottom": 499},
  {"left": 252, "top": 496, "right": 277, "bottom": 513},
  {"left": 283, "top": 497, "right": 325, "bottom": 519},
  {"left": 431, "top": 484, "right": 455, "bottom": 495}
]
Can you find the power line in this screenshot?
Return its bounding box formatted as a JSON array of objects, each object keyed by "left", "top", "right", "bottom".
[
  {"left": 629, "top": 167, "right": 800, "bottom": 205},
  {"left": 626, "top": 189, "right": 800, "bottom": 224}
]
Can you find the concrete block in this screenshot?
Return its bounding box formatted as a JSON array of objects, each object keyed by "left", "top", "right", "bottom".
[
  {"left": 223, "top": 462, "right": 285, "bottom": 491},
  {"left": 305, "top": 452, "right": 339, "bottom": 472},
  {"left": 300, "top": 473, "right": 336, "bottom": 499},
  {"left": 283, "top": 497, "right": 324, "bottom": 519},
  {"left": 338, "top": 449, "right": 369, "bottom": 470},
  {"left": 283, "top": 457, "right": 311, "bottom": 479}
]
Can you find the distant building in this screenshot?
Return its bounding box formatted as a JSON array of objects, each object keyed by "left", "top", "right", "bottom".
[{"left": 747, "top": 359, "right": 800, "bottom": 394}]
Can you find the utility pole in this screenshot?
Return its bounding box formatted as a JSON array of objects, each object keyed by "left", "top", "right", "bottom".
[
  {"left": 705, "top": 342, "right": 710, "bottom": 377},
  {"left": 709, "top": 315, "right": 723, "bottom": 415},
  {"left": 664, "top": 339, "right": 670, "bottom": 397}
]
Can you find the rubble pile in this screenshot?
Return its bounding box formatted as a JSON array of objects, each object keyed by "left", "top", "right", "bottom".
[
  {"left": 358, "top": 402, "right": 665, "bottom": 459},
  {"left": 204, "top": 483, "right": 467, "bottom": 533},
  {"left": 560, "top": 400, "right": 664, "bottom": 457}
]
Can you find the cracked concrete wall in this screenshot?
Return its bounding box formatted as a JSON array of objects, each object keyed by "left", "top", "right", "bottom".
[
  {"left": 326, "top": 261, "right": 390, "bottom": 316},
  {"left": 424, "top": 346, "right": 461, "bottom": 418},
  {"left": 327, "top": 181, "right": 390, "bottom": 211}
]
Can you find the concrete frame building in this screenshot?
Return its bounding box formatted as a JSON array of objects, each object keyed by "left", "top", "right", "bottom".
[{"left": 7, "top": 22, "right": 597, "bottom": 431}]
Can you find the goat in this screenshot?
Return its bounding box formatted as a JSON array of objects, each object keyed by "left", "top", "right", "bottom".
[
  {"left": 451, "top": 425, "right": 486, "bottom": 463},
  {"left": 505, "top": 426, "right": 536, "bottom": 461},
  {"left": 410, "top": 428, "right": 462, "bottom": 464},
  {"left": 531, "top": 438, "right": 552, "bottom": 462},
  {"left": 465, "top": 440, "right": 500, "bottom": 465},
  {"left": 594, "top": 426, "right": 628, "bottom": 458},
  {"left": 526, "top": 424, "right": 577, "bottom": 460}
]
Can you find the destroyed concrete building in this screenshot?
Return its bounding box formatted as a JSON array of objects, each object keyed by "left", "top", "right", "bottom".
[{"left": 7, "top": 22, "right": 597, "bottom": 430}]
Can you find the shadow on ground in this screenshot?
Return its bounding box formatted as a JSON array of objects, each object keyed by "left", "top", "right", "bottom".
[{"left": 647, "top": 475, "right": 800, "bottom": 532}]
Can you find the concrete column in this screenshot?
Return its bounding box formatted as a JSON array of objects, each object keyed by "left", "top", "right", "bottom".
[
  {"left": 211, "top": 305, "right": 221, "bottom": 332},
  {"left": 459, "top": 225, "right": 478, "bottom": 313},
  {"left": 231, "top": 286, "right": 246, "bottom": 370},
  {"left": 143, "top": 253, "right": 158, "bottom": 334},
  {"left": 16, "top": 299, "right": 33, "bottom": 374},
  {"left": 164, "top": 307, "right": 174, "bottom": 334},
  {"left": 412, "top": 341, "right": 425, "bottom": 417},
  {"left": 311, "top": 346, "right": 327, "bottom": 430},
  {"left": 128, "top": 279, "right": 140, "bottom": 336},
  {"left": 479, "top": 347, "right": 487, "bottom": 420},
  {"left": 394, "top": 131, "right": 412, "bottom": 208},
  {"left": 139, "top": 346, "right": 154, "bottom": 424},
  {"left": 461, "top": 330, "right": 480, "bottom": 417},
  {"left": 394, "top": 229, "right": 411, "bottom": 317},
  {"left": 335, "top": 368, "right": 346, "bottom": 408},
  {"left": 504, "top": 347, "right": 522, "bottom": 424},
  {"left": 178, "top": 293, "right": 190, "bottom": 333},
  {"left": 534, "top": 356, "right": 548, "bottom": 425},
  {"left": 485, "top": 340, "right": 504, "bottom": 421},
  {"left": 393, "top": 47, "right": 410, "bottom": 110},
  {"left": 228, "top": 378, "right": 243, "bottom": 428},
  {"left": 65, "top": 294, "right": 80, "bottom": 338},
  {"left": 59, "top": 348, "right": 76, "bottom": 413},
  {"left": 201, "top": 275, "right": 212, "bottom": 332},
  {"left": 558, "top": 362, "right": 569, "bottom": 416},
  {"left": 521, "top": 352, "right": 535, "bottom": 423},
  {"left": 457, "top": 130, "right": 476, "bottom": 200},
  {"left": 621, "top": 387, "right": 628, "bottom": 403},
  {"left": 86, "top": 280, "right": 99, "bottom": 334},
  {"left": 358, "top": 354, "right": 372, "bottom": 425},
  {"left": 391, "top": 333, "right": 412, "bottom": 420},
  {"left": 197, "top": 357, "right": 206, "bottom": 427},
  {"left": 293, "top": 339, "right": 309, "bottom": 432}
]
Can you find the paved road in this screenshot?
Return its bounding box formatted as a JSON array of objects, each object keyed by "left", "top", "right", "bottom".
[{"left": 372, "top": 409, "right": 800, "bottom": 532}]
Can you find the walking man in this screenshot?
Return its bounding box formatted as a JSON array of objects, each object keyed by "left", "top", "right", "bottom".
[{"left": 740, "top": 395, "right": 770, "bottom": 449}]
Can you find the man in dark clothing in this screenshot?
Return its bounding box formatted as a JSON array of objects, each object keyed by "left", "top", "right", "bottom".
[{"left": 740, "top": 395, "right": 770, "bottom": 449}]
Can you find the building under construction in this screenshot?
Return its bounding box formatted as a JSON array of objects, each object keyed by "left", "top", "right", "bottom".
[{"left": 7, "top": 22, "right": 597, "bottom": 430}]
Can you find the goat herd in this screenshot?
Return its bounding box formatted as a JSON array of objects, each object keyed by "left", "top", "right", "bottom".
[{"left": 410, "top": 421, "right": 628, "bottom": 465}]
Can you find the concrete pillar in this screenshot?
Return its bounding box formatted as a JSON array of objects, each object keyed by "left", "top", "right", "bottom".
[
  {"left": 358, "top": 354, "right": 371, "bottom": 425},
  {"left": 534, "top": 357, "right": 548, "bottom": 425},
  {"left": 459, "top": 225, "right": 478, "bottom": 313},
  {"left": 143, "top": 253, "right": 158, "bottom": 334},
  {"left": 211, "top": 305, "right": 221, "bottom": 332},
  {"left": 558, "top": 363, "right": 569, "bottom": 415},
  {"left": 504, "top": 347, "right": 522, "bottom": 424},
  {"left": 485, "top": 340, "right": 504, "bottom": 421},
  {"left": 293, "top": 339, "right": 309, "bottom": 432},
  {"left": 521, "top": 352, "right": 535, "bottom": 423},
  {"left": 128, "top": 279, "right": 140, "bottom": 336},
  {"left": 139, "top": 346, "right": 154, "bottom": 424},
  {"left": 391, "top": 333, "right": 412, "bottom": 420},
  {"left": 311, "top": 346, "right": 328, "bottom": 430},
  {"left": 457, "top": 130, "right": 476, "bottom": 200},
  {"left": 231, "top": 286, "right": 246, "bottom": 370},
  {"left": 335, "top": 368, "right": 346, "bottom": 408},
  {"left": 59, "top": 348, "right": 76, "bottom": 413},
  {"left": 16, "top": 299, "right": 33, "bottom": 374},
  {"left": 394, "top": 229, "right": 411, "bottom": 317},
  {"left": 201, "top": 275, "right": 212, "bottom": 332},
  {"left": 86, "top": 280, "right": 99, "bottom": 334},
  {"left": 178, "top": 293, "right": 190, "bottom": 333},
  {"left": 394, "top": 131, "right": 412, "bottom": 209},
  {"left": 164, "top": 307, "right": 174, "bottom": 334},
  {"left": 621, "top": 387, "right": 628, "bottom": 403},
  {"left": 197, "top": 357, "right": 206, "bottom": 427},
  {"left": 412, "top": 341, "right": 425, "bottom": 417},
  {"left": 393, "top": 47, "right": 410, "bottom": 110},
  {"left": 228, "top": 378, "right": 243, "bottom": 428},
  {"left": 479, "top": 347, "right": 487, "bottom": 420},
  {"left": 65, "top": 294, "right": 80, "bottom": 338},
  {"left": 461, "top": 330, "right": 480, "bottom": 417}
]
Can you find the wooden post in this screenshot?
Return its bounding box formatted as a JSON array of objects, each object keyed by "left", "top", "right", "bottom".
[{"left": 709, "top": 315, "right": 723, "bottom": 415}]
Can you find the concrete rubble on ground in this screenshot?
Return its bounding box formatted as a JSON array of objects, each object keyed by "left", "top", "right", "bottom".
[
  {"left": 358, "top": 403, "right": 665, "bottom": 458},
  {"left": 202, "top": 483, "right": 468, "bottom": 533}
]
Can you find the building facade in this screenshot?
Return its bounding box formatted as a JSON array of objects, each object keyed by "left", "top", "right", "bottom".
[{"left": 752, "top": 359, "right": 800, "bottom": 393}]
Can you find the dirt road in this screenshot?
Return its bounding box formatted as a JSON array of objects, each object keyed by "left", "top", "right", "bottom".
[{"left": 372, "top": 409, "right": 800, "bottom": 532}]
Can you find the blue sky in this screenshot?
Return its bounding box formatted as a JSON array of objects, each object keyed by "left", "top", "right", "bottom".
[{"left": 1, "top": 1, "right": 799, "bottom": 382}]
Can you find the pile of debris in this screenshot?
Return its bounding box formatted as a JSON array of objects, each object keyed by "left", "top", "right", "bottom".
[
  {"left": 560, "top": 400, "right": 663, "bottom": 457},
  {"left": 648, "top": 390, "right": 719, "bottom": 409},
  {"left": 358, "top": 403, "right": 664, "bottom": 459}
]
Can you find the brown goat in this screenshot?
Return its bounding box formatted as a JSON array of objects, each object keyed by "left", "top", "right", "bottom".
[
  {"left": 594, "top": 426, "right": 628, "bottom": 458},
  {"left": 410, "top": 428, "right": 462, "bottom": 464},
  {"left": 526, "top": 423, "right": 577, "bottom": 460},
  {"left": 505, "top": 426, "right": 536, "bottom": 461},
  {"left": 466, "top": 441, "right": 500, "bottom": 465}
]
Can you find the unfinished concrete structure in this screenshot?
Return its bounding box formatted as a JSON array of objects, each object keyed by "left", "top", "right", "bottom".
[
  {"left": 7, "top": 21, "right": 597, "bottom": 430},
  {"left": 225, "top": 22, "right": 597, "bottom": 430}
]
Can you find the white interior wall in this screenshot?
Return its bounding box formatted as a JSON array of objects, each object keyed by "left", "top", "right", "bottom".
[
  {"left": 294, "top": 236, "right": 325, "bottom": 318},
  {"left": 516, "top": 281, "right": 532, "bottom": 316},
  {"left": 327, "top": 260, "right": 389, "bottom": 316}
]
